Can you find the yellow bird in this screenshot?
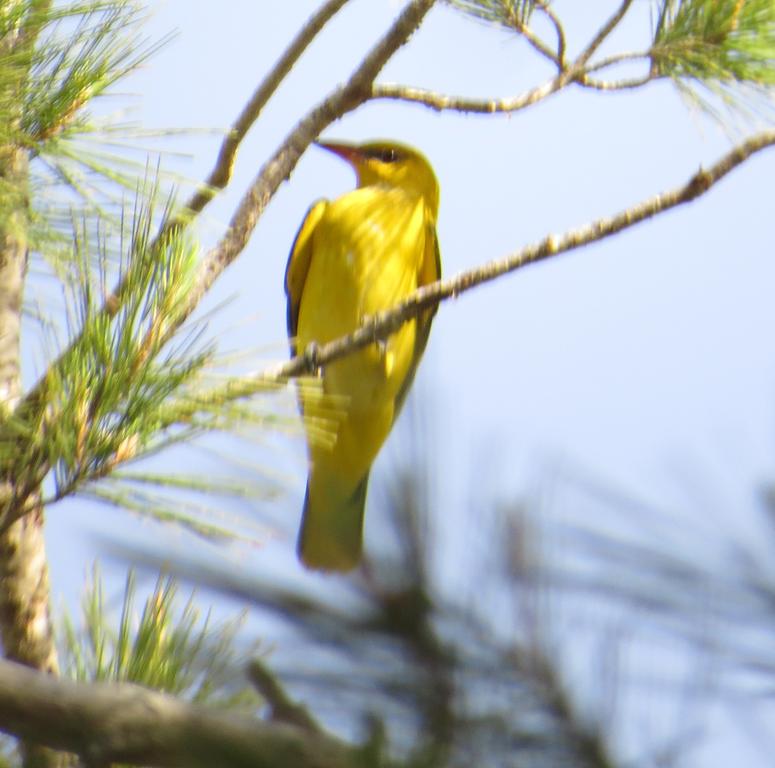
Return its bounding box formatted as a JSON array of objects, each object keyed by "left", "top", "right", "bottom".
[{"left": 285, "top": 140, "right": 441, "bottom": 571}]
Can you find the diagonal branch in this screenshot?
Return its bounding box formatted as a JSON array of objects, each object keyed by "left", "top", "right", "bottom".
[
  {"left": 511, "top": 9, "right": 561, "bottom": 69},
  {"left": 260, "top": 130, "right": 775, "bottom": 383},
  {"left": 182, "top": 0, "right": 353, "bottom": 218},
  {"left": 575, "top": 0, "right": 635, "bottom": 67},
  {"left": 248, "top": 659, "right": 322, "bottom": 734}
]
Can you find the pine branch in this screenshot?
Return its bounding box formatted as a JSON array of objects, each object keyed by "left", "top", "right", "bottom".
[
  {"left": 652, "top": 0, "right": 775, "bottom": 119},
  {"left": 653, "top": 0, "right": 775, "bottom": 85},
  {"left": 23, "top": 3, "right": 161, "bottom": 145},
  {"left": 62, "top": 568, "right": 261, "bottom": 712},
  {"left": 447, "top": 0, "right": 537, "bottom": 26},
  {"left": 17, "top": 0, "right": 172, "bottom": 249},
  {"left": 407, "top": 1, "right": 773, "bottom": 116},
  {"left": 373, "top": 3, "right": 641, "bottom": 113}
]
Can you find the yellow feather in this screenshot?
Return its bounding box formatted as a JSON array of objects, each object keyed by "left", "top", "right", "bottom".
[{"left": 285, "top": 140, "right": 441, "bottom": 571}]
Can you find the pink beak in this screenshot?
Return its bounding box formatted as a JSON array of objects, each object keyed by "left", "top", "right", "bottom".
[{"left": 314, "top": 141, "right": 360, "bottom": 165}]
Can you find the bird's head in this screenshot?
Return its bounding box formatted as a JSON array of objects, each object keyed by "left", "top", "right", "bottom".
[{"left": 315, "top": 139, "right": 439, "bottom": 217}]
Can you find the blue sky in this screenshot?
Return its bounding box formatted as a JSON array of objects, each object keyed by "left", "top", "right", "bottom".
[{"left": 41, "top": 1, "right": 775, "bottom": 764}]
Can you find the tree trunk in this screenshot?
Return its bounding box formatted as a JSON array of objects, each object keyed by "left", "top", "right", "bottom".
[{"left": 0, "top": 128, "right": 61, "bottom": 768}]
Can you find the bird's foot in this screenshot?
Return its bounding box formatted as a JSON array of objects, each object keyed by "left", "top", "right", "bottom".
[{"left": 303, "top": 342, "right": 321, "bottom": 375}]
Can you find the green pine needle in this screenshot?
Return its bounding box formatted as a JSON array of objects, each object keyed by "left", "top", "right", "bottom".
[
  {"left": 6, "top": 0, "right": 176, "bottom": 263},
  {"left": 61, "top": 565, "right": 263, "bottom": 712},
  {"left": 0, "top": 174, "right": 295, "bottom": 539},
  {"left": 653, "top": 0, "right": 775, "bottom": 118},
  {"left": 83, "top": 481, "right": 266, "bottom": 543},
  {"left": 446, "top": 0, "right": 537, "bottom": 28},
  {"left": 37, "top": 180, "right": 210, "bottom": 502}
]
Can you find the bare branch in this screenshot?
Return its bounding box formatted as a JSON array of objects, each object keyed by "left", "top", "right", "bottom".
[
  {"left": 182, "top": 0, "right": 353, "bottom": 218},
  {"left": 248, "top": 659, "right": 322, "bottom": 734},
  {"left": 0, "top": 658, "right": 358, "bottom": 768},
  {"left": 260, "top": 131, "right": 775, "bottom": 383},
  {"left": 575, "top": 51, "right": 656, "bottom": 91},
  {"left": 583, "top": 50, "right": 652, "bottom": 75},
  {"left": 371, "top": 60, "right": 657, "bottom": 113},
  {"left": 537, "top": 0, "right": 566, "bottom": 69},
  {"left": 372, "top": 71, "right": 571, "bottom": 113},
  {"left": 580, "top": 74, "right": 655, "bottom": 91},
  {"left": 575, "top": 0, "right": 635, "bottom": 67},
  {"left": 513, "top": 12, "right": 561, "bottom": 69}
]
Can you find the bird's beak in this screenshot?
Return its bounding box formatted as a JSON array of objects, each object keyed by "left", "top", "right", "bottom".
[{"left": 314, "top": 140, "right": 360, "bottom": 166}]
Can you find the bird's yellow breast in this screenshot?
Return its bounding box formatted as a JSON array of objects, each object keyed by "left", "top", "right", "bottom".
[
  {"left": 298, "top": 186, "right": 427, "bottom": 401},
  {"left": 296, "top": 185, "right": 430, "bottom": 478}
]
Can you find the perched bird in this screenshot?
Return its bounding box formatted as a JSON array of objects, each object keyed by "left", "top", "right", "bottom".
[{"left": 285, "top": 139, "right": 441, "bottom": 571}]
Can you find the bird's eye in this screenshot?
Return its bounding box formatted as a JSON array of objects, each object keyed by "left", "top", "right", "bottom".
[{"left": 367, "top": 147, "right": 399, "bottom": 163}]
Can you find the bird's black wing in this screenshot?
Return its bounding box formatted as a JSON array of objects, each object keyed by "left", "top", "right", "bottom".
[
  {"left": 393, "top": 215, "right": 441, "bottom": 417},
  {"left": 284, "top": 199, "right": 328, "bottom": 357}
]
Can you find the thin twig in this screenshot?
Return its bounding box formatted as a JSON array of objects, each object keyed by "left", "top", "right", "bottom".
[
  {"left": 248, "top": 659, "right": 322, "bottom": 734},
  {"left": 583, "top": 50, "right": 653, "bottom": 76},
  {"left": 575, "top": 0, "right": 635, "bottom": 67},
  {"left": 182, "top": 0, "right": 352, "bottom": 218},
  {"left": 580, "top": 73, "right": 655, "bottom": 91},
  {"left": 372, "top": 71, "right": 570, "bottom": 113},
  {"left": 537, "top": 0, "right": 566, "bottom": 69},
  {"left": 258, "top": 131, "right": 775, "bottom": 384},
  {"left": 513, "top": 13, "right": 561, "bottom": 69},
  {"left": 576, "top": 50, "right": 656, "bottom": 91}
]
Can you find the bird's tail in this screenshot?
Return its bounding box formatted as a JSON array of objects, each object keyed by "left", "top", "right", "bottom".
[{"left": 297, "top": 472, "right": 369, "bottom": 572}]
